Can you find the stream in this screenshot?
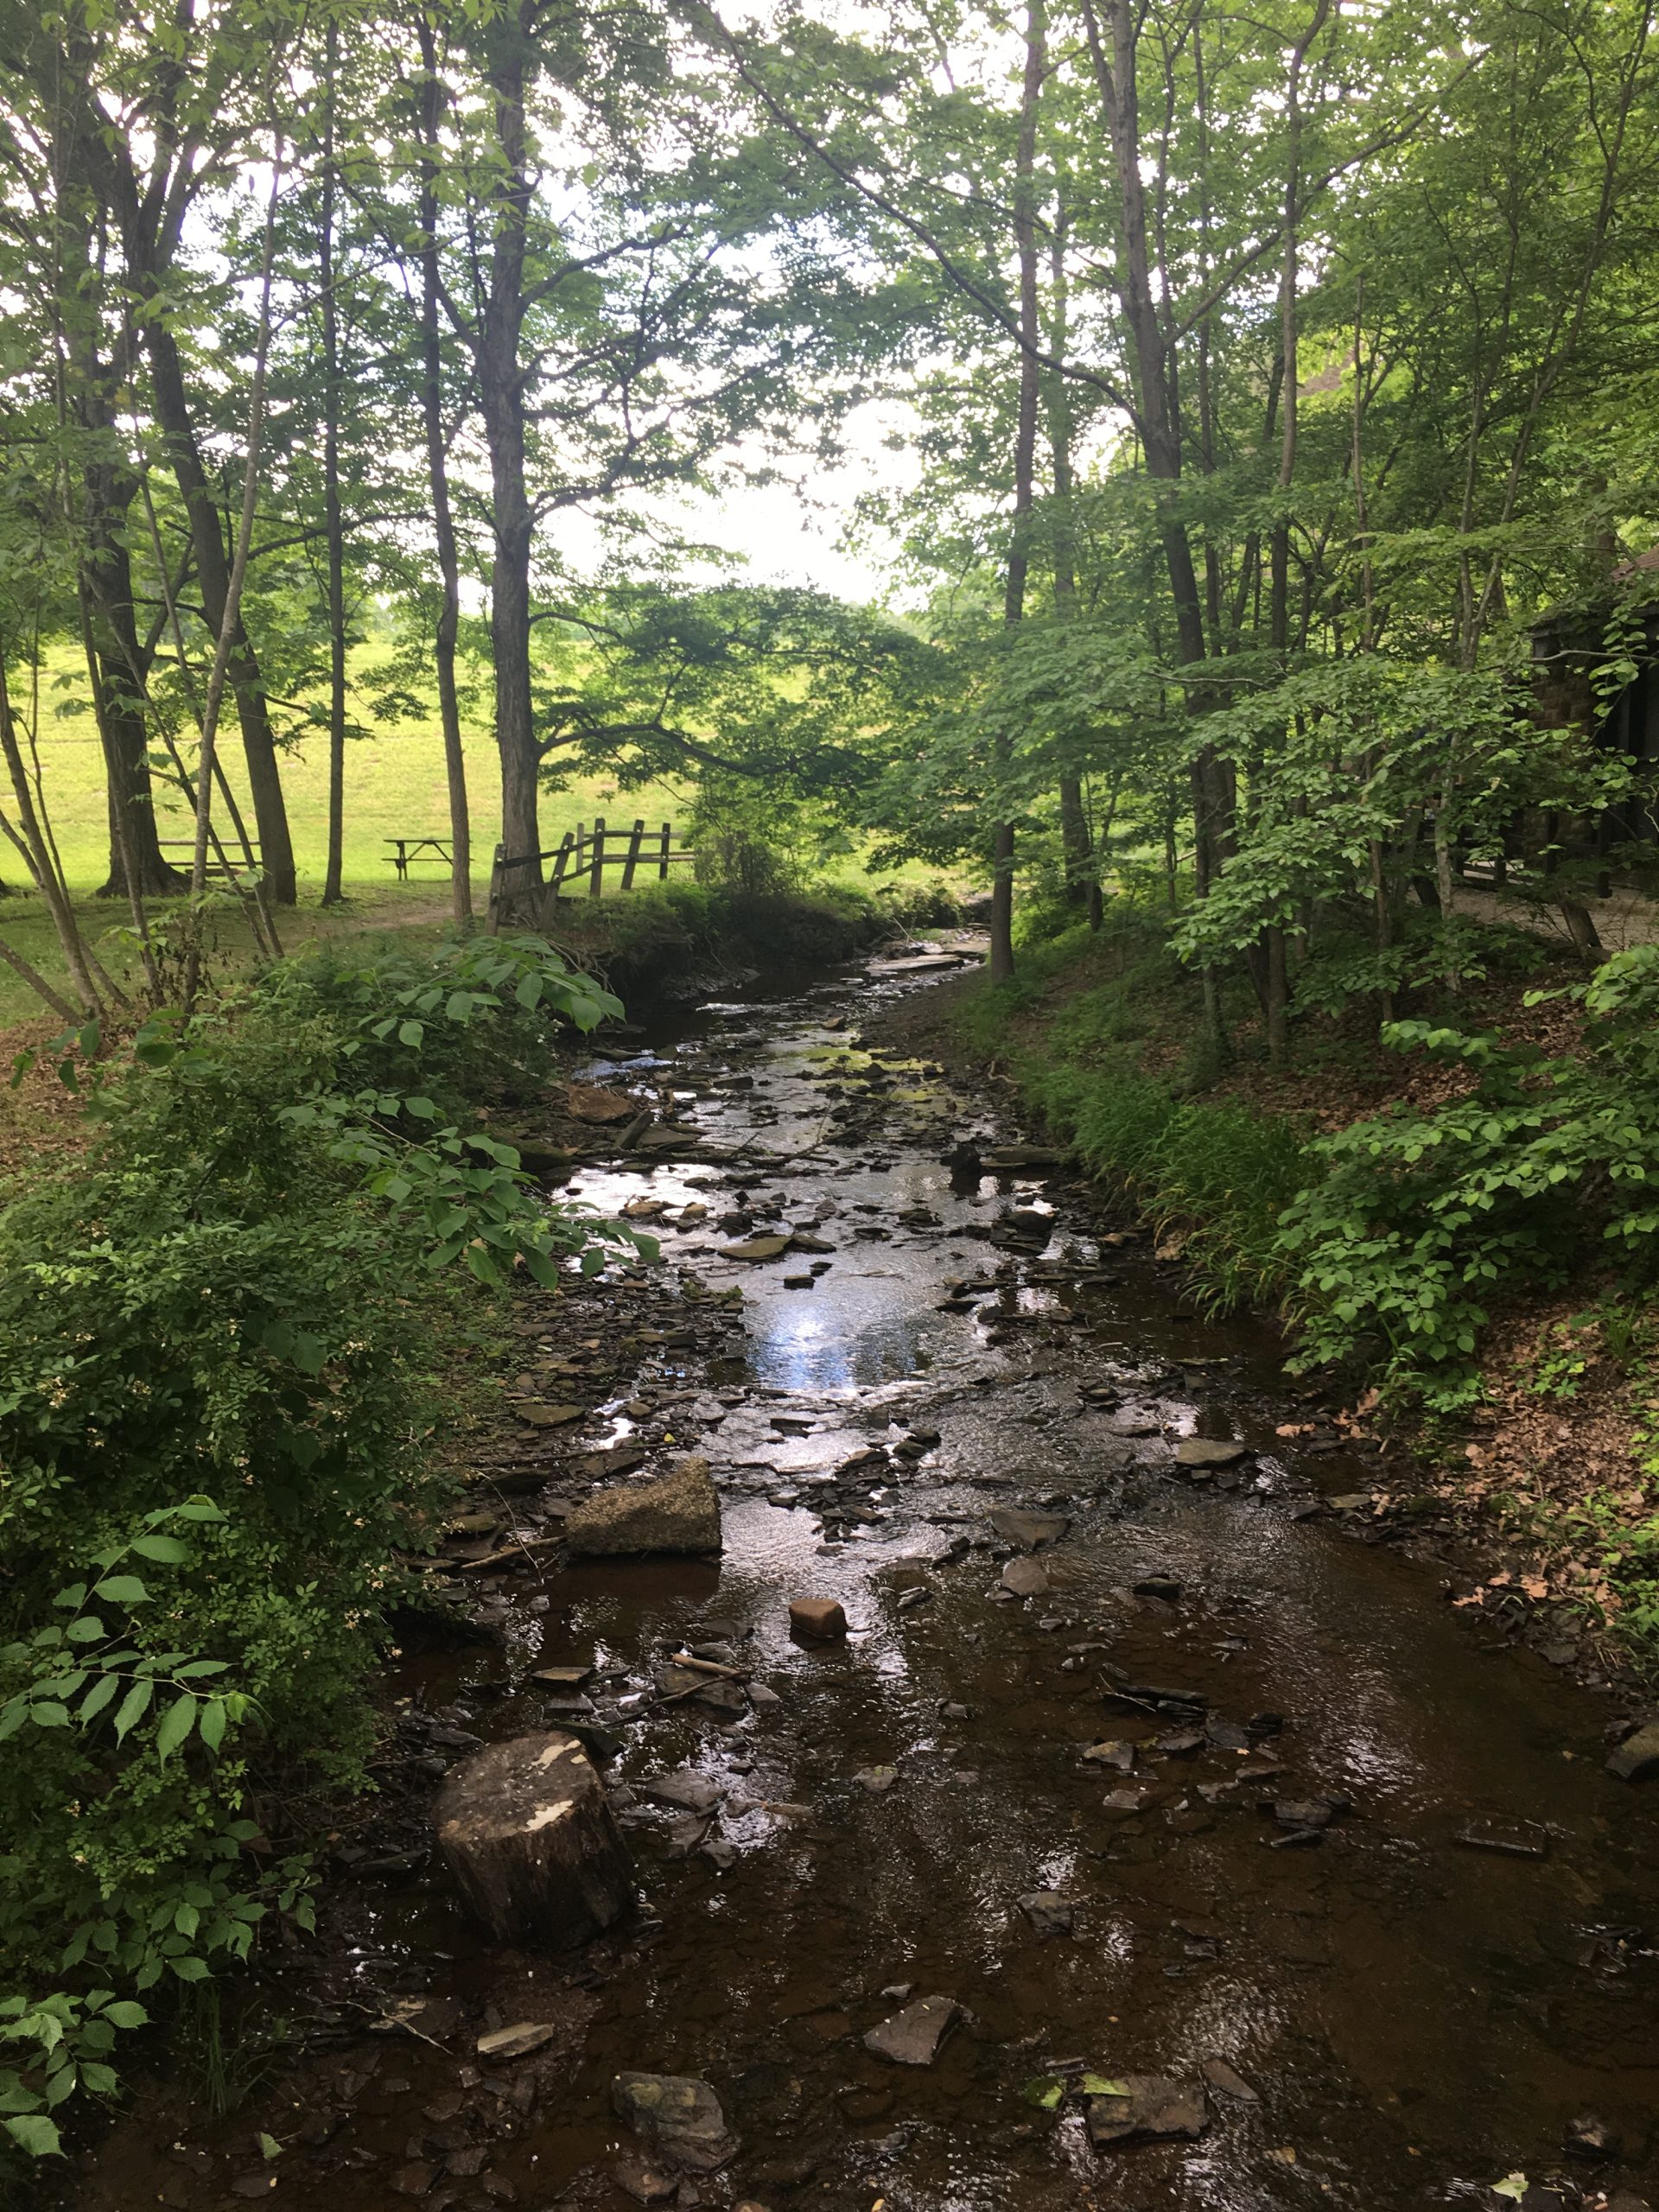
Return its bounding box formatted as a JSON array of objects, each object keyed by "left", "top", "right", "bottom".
[{"left": 86, "top": 952, "right": 1659, "bottom": 2212}]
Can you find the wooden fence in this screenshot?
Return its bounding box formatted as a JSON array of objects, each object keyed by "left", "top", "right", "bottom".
[{"left": 486, "top": 817, "right": 696, "bottom": 933}]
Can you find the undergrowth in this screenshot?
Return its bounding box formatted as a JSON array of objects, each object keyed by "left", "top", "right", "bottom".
[{"left": 0, "top": 931, "right": 643, "bottom": 2165}]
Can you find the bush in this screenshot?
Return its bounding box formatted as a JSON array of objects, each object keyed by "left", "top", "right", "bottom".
[
  {"left": 0, "top": 931, "right": 637, "bottom": 2161},
  {"left": 1278, "top": 945, "right": 1659, "bottom": 1410}
]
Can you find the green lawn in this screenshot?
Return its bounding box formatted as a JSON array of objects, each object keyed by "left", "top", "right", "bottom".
[
  {"left": 0, "top": 664, "right": 700, "bottom": 1022},
  {"left": 22, "top": 706, "right": 690, "bottom": 891}
]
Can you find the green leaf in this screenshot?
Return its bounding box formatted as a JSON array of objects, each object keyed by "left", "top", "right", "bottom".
[
  {"left": 79, "top": 1675, "right": 119, "bottom": 1722},
  {"left": 168, "top": 1957, "right": 209, "bottom": 1984},
  {"left": 1077, "top": 2075, "right": 1129, "bottom": 2097},
  {"left": 5, "top": 2114, "right": 62, "bottom": 2156},
  {"left": 111, "top": 1678, "right": 154, "bottom": 1742},
  {"left": 64, "top": 1617, "right": 106, "bottom": 1643},
  {"left": 130, "top": 1535, "right": 189, "bottom": 1564},
  {"left": 101, "top": 2002, "right": 147, "bottom": 2031},
  {"left": 28, "top": 1702, "right": 69, "bottom": 1727},
  {"left": 1020, "top": 2076, "right": 1065, "bottom": 2110},
  {"left": 156, "top": 1692, "right": 196, "bottom": 1760},
  {"left": 257, "top": 2132, "right": 283, "bottom": 2161},
  {"left": 92, "top": 1575, "right": 149, "bottom": 1606},
  {"left": 198, "top": 1700, "right": 227, "bottom": 1752}
]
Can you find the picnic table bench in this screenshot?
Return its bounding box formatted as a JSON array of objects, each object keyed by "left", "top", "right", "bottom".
[
  {"left": 385, "top": 835, "right": 454, "bottom": 880},
  {"left": 158, "top": 837, "right": 262, "bottom": 881}
]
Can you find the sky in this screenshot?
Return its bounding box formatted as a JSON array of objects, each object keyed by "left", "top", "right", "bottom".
[{"left": 658, "top": 397, "right": 925, "bottom": 607}]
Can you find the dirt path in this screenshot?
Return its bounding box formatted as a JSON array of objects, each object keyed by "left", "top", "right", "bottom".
[{"left": 79, "top": 956, "right": 1659, "bottom": 2212}]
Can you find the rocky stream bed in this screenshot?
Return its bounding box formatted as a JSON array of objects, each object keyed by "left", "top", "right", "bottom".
[{"left": 79, "top": 950, "right": 1659, "bottom": 2212}]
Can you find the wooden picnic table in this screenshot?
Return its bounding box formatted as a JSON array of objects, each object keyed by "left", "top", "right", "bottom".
[{"left": 385, "top": 835, "right": 454, "bottom": 880}]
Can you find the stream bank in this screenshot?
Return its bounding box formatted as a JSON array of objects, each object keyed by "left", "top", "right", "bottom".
[{"left": 78, "top": 947, "right": 1659, "bottom": 2212}]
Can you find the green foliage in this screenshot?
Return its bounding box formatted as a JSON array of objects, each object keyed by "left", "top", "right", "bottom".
[
  {"left": 0, "top": 931, "right": 637, "bottom": 2158},
  {"left": 1279, "top": 946, "right": 1659, "bottom": 1409}
]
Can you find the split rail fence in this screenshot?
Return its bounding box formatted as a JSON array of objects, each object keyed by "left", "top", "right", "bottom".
[{"left": 486, "top": 817, "right": 695, "bottom": 933}]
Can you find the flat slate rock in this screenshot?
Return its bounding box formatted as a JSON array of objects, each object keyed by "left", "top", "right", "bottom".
[
  {"left": 514, "top": 1400, "right": 585, "bottom": 1428},
  {"left": 1085, "top": 2074, "right": 1208, "bottom": 2146},
  {"left": 641, "top": 1770, "right": 724, "bottom": 1815},
  {"left": 1016, "top": 1890, "right": 1074, "bottom": 1936},
  {"left": 989, "top": 1508, "right": 1071, "bottom": 1550},
  {"left": 863, "top": 1993, "right": 960, "bottom": 2066},
  {"left": 1200, "top": 2056, "right": 1260, "bottom": 2103},
  {"left": 721, "top": 1234, "right": 792, "bottom": 1262},
  {"left": 563, "top": 1457, "right": 721, "bottom": 1557},
  {"left": 1607, "top": 1722, "right": 1659, "bottom": 1782},
  {"left": 567, "top": 1083, "right": 638, "bottom": 1124},
  {"left": 612, "top": 2073, "right": 737, "bottom": 2172},
  {"left": 1175, "top": 1438, "right": 1249, "bottom": 1469},
  {"left": 1001, "top": 1555, "right": 1052, "bottom": 1599}
]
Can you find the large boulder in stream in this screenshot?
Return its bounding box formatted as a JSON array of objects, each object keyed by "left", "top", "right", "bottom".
[
  {"left": 435, "top": 1731, "right": 632, "bottom": 1946},
  {"left": 564, "top": 1457, "right": 721, "bottom": 1557}
]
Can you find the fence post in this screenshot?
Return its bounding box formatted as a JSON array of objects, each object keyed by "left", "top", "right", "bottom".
[
  {"left": 486, "top": 842, "right": 506, "bottom": 936},
  {"left": 658, "top": 821, "right": 671, "bottom": 880},
  {"left": 545, "top": 831, "right": 575, "bottom": 912},
  {"left": 620, "top": 817, "right": 645, "bottom": 890},
  {"left": 589, "top": 816, "right": 606, "bottom": 898}
]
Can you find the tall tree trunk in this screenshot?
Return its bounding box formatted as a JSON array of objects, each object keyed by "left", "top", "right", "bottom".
[
  {"left": 142, "top": 315, "right": 298, "bottom": 905},
  {"left": 991, "top": 0, "right": 1046, "bottom": 988},
  {"left": 1046, "top": 208, "right": 1094, "bottom": 918},
  {"left": 478, "top": 11, "right": 541, "bottom": 875},
  {"left": 1080, "top": 0, "right": 1229, "bottom": 1056},
  {"left": 416, "top": 17, "right": 473, "bottom": 924},
  {"left": 320, "top": 18, "right": 348, "bottom": 907}
]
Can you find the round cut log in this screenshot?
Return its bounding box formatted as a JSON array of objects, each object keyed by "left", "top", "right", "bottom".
[{"left": 435, "top": 1731, "right": 632, "bottom": 1947}]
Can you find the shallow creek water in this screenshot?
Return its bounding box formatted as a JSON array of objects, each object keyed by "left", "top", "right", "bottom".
[{"left": 87, "top": 958, "right": 1659, "bottom": 2212}]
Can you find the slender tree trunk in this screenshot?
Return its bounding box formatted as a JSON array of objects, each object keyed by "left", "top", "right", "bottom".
[
  {"left": 1080, "top": 0, "right": 1228, "bottom": 1057},
  {"left": 320, "top": 19, "right": 348, "bottom": 906},
  {"left": 1046, "top": 208, "right": 1094, "bottom": 917},
  {"left": 183, "top": 152, "right": 284, "bottom": 1007},
  {"left": 140, "top": 314, "right": 297, "bottom": 905},
  {"left": 417, "top": 16, "right": 473, "bottom": 925},
  {"left": 477, "top": 13, "right": 541, "bottom": 876},
  {"left": 0, "top": 663, "right": 103, "bottom": 1014},
  {"left": 990, "top": 0, "right": 1046, "bottom": 988}
]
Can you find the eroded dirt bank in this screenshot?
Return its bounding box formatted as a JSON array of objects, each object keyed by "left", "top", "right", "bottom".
[{"left": 79, "top": 951, "right": 1659, "bottom": 2212}]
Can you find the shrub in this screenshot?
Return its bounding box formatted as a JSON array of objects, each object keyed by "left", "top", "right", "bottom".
[
  {"left": 0, "top": 931, "right": 638, "bottom": 2160},
  {"left": 1277, "top": 945, "right": 1659, "bottom": 1410}
]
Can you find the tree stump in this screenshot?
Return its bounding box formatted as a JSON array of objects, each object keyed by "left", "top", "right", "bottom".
[{"left": 435, "top": 1732, "right": 632, "bottom": 1947}]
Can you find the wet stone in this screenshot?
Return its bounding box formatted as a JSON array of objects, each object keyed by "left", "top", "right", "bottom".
[
  {"left": 1081, "top": 1740, "right": 1135, "bottom": 1772},
  {"left": 1175, "top": 1437, "right": 1249, "bottom": 1469},
  {"left": 563, "top": 1458, "right": 721, "bottom": 1557},
  {"left": 613, "top": 2152, "right": 678, "bottom": 2202},
  {"left": 1200, "top": 2057, "right": 1260, "bottom": 2103},
  {"left": 863, "top": 1994, "right": 961, "bottom": 2066},
  {"left": 1565, "top": 2110, "right": 1620, "bottom": 2159},
  {"left": 1017, "top": 1890, "right": 1075, "bottom": 1936},
  {"left": 790, "top": 1598, "right": 849, "bottom": 1641},
  {"left": 475, "top": 2022, "right": 556, "bottom": 2059},
  {"left": 642, "top": 1770, "right": 724, "bottom": 1815},
  {"left": 611, "top": 2074, "right": 738, "bottom": 2173},
  {"left": 989, "top": 1508, "right": 1070, "bottom": 1550},
  {"left": 1084, "top": 2075, "right": 1208, "bottom": 2147},
  {"left": 1001, "top": 1555, "right": 1052, "bottom": 1599},
  {"left": 1606, "top": 1721, "right": 1659, "bottom": 1782}
]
